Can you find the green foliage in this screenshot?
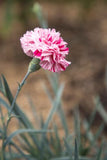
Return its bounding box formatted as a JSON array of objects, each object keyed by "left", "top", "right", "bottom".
[{"left": 0, "top": 73, "right": 107, "bottom": 160}]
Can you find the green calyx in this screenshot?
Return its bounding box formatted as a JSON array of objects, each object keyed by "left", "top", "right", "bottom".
[{"left": 28, "top": 58, "right": 41, "bottom": 73}]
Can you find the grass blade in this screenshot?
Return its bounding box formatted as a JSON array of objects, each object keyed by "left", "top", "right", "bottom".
[
  {"left": 51, "top": 157, "right": 70, "bottom": 160},
  {"left": 83, "top": 120, "right": 94, "bottom": 142},
  {"left": 58, "top": 104, "right": 69, "bottom": 137},
  {"left": 51, "top": 158, "right": 93, "bottom": 160},
  {"left": 74, "top": 139, "right": 79, "bottom": 160},
  {"left": 53, "top": 124, "right": 62, "bottom": 153},
  {"left": 0, "top": 76, "right": 5, "bottom": 94},
  {"left": 4, "top": 129, "right": 49, "bottom": 147},
  {"left": 74, "top": 107, "right": 80, "bottom": 149},
  {"left": 46, "top": 72, "right": 59, "bottom": 94},
  {"left": 64, "top": 138, "right": 73, "bottom": 157},
  {"left": 95, "top": 96, "right": 107, "bottom": 124},
  {"left": 87, "top": 107, "right": 97, "bottom": 132},
  {"left": 90, "top": 123, "right": 104, "bottom": 147},
  {"left": 96, "top": 143, "right": 103, "bottom": 160},
  {"left": 43, "top": 83, "right": 64, "bottom": 130},
  {"left": 43, "top": 80, "right": 69, "bottom": 136}
]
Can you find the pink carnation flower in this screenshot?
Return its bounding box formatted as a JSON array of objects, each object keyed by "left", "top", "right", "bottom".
[{"left": 20, "top": 28, "right": 71, "bottom": 72}]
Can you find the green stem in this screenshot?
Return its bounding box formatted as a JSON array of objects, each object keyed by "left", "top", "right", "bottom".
[
  {"left": 9, "top": 71, "right": 30, "bottom": 117},
  {"left": 1, "top": 133, "right": 4, "bottom": 160},
  {"left": 2, "top": 71, "right": 31, "bottom": 151},
  {"left": 0, "top": 106, "right": 6, "bottom": 160},
  {"left": 2, "top": 58, "right": 41, "bottom": 151},
  {"left": 1, "top": 134, "right": 6, "bottom": 160}
]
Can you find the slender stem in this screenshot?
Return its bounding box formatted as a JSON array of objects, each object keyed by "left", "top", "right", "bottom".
[
  {"left": 2, "top": 71, "right": 31, "bottom": 151},
  {"left": 0, "top": 106, "right": 6, "bottom": 160},
  {"left": 9, "top": 71, "right": 30, "bottom": 117},
  {"left": 1, "top": 139, "right": 5, "bottom": 160}
]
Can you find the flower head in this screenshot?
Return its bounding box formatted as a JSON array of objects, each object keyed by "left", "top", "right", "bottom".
[{"left": 20, "top": 28, "right": 71, "bottom": 72}]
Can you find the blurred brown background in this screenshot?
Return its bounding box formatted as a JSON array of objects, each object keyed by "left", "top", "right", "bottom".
[{"left": 0, "top": 0, "right": 107, "bottom": 128}]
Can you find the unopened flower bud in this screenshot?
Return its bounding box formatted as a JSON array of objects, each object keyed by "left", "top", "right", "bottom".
[{"left": 28, "top": 58, "right": 41, "bottom": 73}]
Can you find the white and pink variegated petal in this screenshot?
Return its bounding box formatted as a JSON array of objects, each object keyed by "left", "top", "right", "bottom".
[
  {"left": 50, "top": 63, "right": 65, "bottom": 72},
  {"left": 20, "top": 31, "right": 36, "bottom": 57},
  {"left": 20, "top": 43, "right": 36, "bottom": 57},
  {"left": 52, "top": 63, "right": 61, "bottom": 72},
  {"left": 26, "top": 50, "right": 34, "bottom": 57},
  {"left": 59, "top": 58, "right": 71, "bottom": 68},
  {"left": 41, "top": 51, "right": 53, "bottom": 56},
  {"left": 40, "top": 60, "right": 52, "bottom": 71},
  {"left": 56, "top": 63, "right": 64, "bottom": 72},
  {"left": 20, "top": 41, "right": 34, "bottom": 57},
  {"left": 41, "top": 56, "right": 50, "bottom": 61},
  {"left": 53, "top": 53, "right": 59, "bottom": 62},
  {"left": 60, "top": 39, "right": 68, "bottom": 46},
  {"left": 41, "top": 56, "right": 55, "bottom": 65}
]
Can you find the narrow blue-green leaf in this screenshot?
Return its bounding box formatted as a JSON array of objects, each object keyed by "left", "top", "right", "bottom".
[
  {"left": 95, "top": 96, "right": 107, "bottom": 124},
  {"left": 18, "top": 131, "right": 33, "bottom": 149},
  {"left": 91, "top": 123, "right": 104, "bottom": 146},
  {"left": 96, "top": 143, "right": 103, "bottom": 160},
  {"left": 43, "top": 83, "right": 64, "bottom": 130},
  {"left": 83, "top": 120, "right": 94, "bottom": 142},
  {"left": 0, "top": 135, "right": 2, "bottom": 139},
  {"left": 46, "top": 72, "right": 58, "bottom": 94},
  {"left": 0, "top": 76, "right": 2, "bottom": 89},
  {"left": 0, "top": 128, "right": 3, "bottom": 133},
  {"left": 0, "top": 77, "right": 5, "bottom": 94},
  {"left": 74, "top": 139, "right": 79, "bottom": 160},
  {"left": 8, "top": 144, "right": 14, "bottom": 160},
  {"left": 105, "top": 65, "right": 107, "bottom": 89},
  {"left": 51, "top": 158, "right": 93, "bottom": 160},
  {"left": 79, "top": 158, "right": 93, "bottom": 160},
  {"left": 0, "top": 105, "right": 6, "bottom": 130},
  {"left": 64, "top": 138, "right": 72, "bottom": 157},
  {"left": 58, "top": 104, "right": 69, "bottom": 137},
  {"left": 4, "top": 129, "right": 49, "bottom": 147},
  {"left": 10, "top": 141, "right": 32, "bottom": 160},
  {"left": 42, "top": 82, "right": 53, "bottom": 103},
  {"left": 44, "top": 72, "right": 68, "bottom": 136},
  {"left": 53, "top": 124, "right": 62, "bottom": 153},
  {"left": 5, "top": 152, "right": 33, "bottom": 160},
  {"left": 27, "top": 96, "right": 39, "bottom": 125},
  {"left": 2, "top": 74, "right": 13, "bottom": 101},
  {"left": 51, "top": 157, "right": 70, "bottom": 160},
  {"left": 74, "top": 107, "right": 80, "bottom": 148},
  {"left": 87, "top": 107, "right": 97, "bottom": 132},
  {"left": 43, "top": 81, "right": 69, "bottom": 136}
]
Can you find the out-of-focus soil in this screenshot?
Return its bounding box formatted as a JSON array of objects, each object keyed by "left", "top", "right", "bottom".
[{"left": 0, "top": 2, "right": 107, "bottom": 134}]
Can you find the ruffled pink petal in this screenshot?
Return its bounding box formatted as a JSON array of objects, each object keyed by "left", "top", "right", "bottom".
[
  {"left": 34, "top": 50, "right": 42, "bottom": 58},
  {"left": 20, "top": 31, "right": 36, "bottom": 57},
  {"left": 40, "top": 57, "right": 71, "bottom": 72}
]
